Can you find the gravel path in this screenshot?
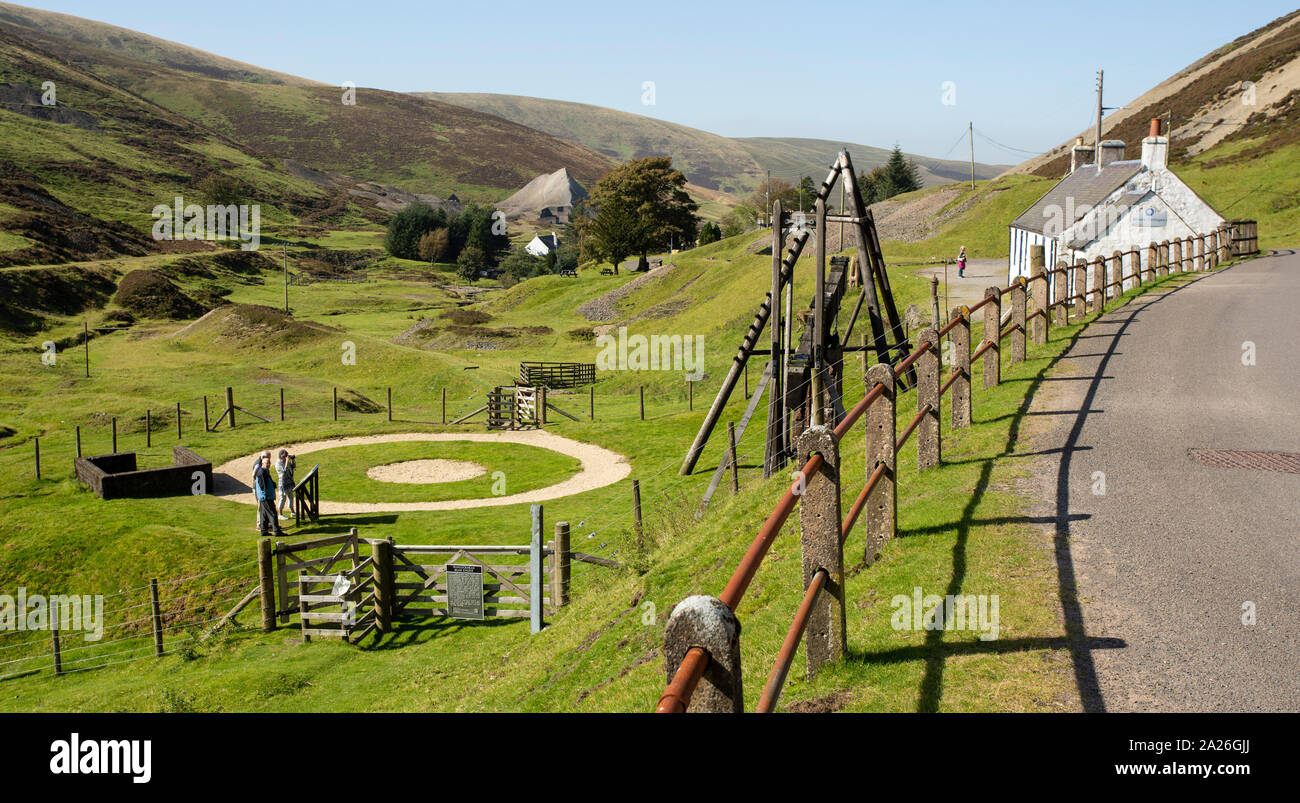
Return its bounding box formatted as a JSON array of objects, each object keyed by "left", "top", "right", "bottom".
[{"left": 212, "top": 430, "right": 630, "bottom": 513}]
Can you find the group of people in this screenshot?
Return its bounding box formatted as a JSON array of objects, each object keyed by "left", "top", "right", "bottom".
[{"left": 253, "top": 449, "right": 296, "bottom": 537}]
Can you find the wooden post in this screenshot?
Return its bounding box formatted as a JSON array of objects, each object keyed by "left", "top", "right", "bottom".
[
  {"left": 176, "top": 402, "right": 182, "bottom": 439},
  {"left": 258, "top": 538, "right": 276, "bottom": 632},
  {"left": 553, "top": 521, "right": 570, "bottom": 609},
  {"left": 372, "top": 537, "right": 393, "bottom": 634},
  {"left": 75, "top": 426, "right": 81, "bottom": 458},
  {"left": 916, "top": 326, "right": 941, "bottom": 470},
  {"left": 982, "top": 287, "right": 1001, "bottom": 388},
  {"left": 1052, "top": 262, "right": 1067, "bottom": 327},
  {"left": 727, "top": 421, "right": 740, "bottom": 495},
  {"left": 50, "top": 598, "right": 61, "bottom": 676},
  {"left": 863, "top": 364, "right": 896, "bottom": 566},
  {"left": 1009, "top": 280, "right": 1026, "bottom": 365},
  {"left": 632, "top": 479, "right": 644, "bottom": 552},
  {"left": 276, "top": 543, "right": 289, "bottom": 625},
  {"left": 146, "top": 409, "right": 151, "bottom": 448},
  {"left": 795, "top": 424, "right": 845, "bottom": 676},
  {"left": 33, "top": 437, "right": 39, "bottom": 479},
  {"left": 688, "top": 378, "right": 693, "bottom": 411},
  {"left": 112, "top": 417, "right": 117, "bottom": 453},
  {"left": 280, "top": 388, "right": 285, "bottom": 422},
  {"left": 1158, "top": 240, "right": 1169, "bottom": 276},
  {"left": 540, "top": 385, "right": 547, "bottom": 425},
  {"left": 332, "top": 387, "right": 338, "bottom": 421},
  {"left": 203, "top": 396, "right": 210, "bottom": 432},
  {"left": 1110, "top": 251, "right": 1123, "bottom": 298},
  {"left": 225, "top": 386, "right": 235, "bottom": 428},
  {"left": 149, "top": 578, "right": 163, "bottom": 658},
  {"left": 83, "top": 320, "right": 89, "bottom": 378},
  {"left": 589, "top": 385, "right": 594, "bottom": 420},
  {"left": 530, "top": 505, "right": 544, "bottom": 634},
  {"left": 1028, "top": 246, "right": 1046, "bottom": 344},
  {"left": 386, "top": 387, "right": 392, "bottom": 422},
  {"left": 442, "top": 387, "right": 447, "bottom": 424},
  {"left": 1072, "top": 259, "right": 1086, "bottom": 319},
  {"left": 951, "top": 307, "right": 971, "bottom": 429},
  {"left": 1087, "top": 256, "right": 1103, "bottom": 312},
  {"left": 639, "top": 386, "right": 645, "bottom": 420}
]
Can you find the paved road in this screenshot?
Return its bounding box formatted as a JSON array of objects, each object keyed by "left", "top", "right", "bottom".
[{"left": 1034, "top": 250, "right": 1300, "bottom": 712}]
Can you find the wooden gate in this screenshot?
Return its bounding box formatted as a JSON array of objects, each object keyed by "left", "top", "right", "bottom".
[
  {"left": 273, "top": 530, "right": 360, "bottom": 624},
  {"left": 487, "top": 387, "right": 514, "bottom": 429},
  {"left": 514, "top": 386, "right": 537, "bottom": 426},
  {"left": 388, "top": 544, "right": 549, "bottom": 625},
  {"left": 292, "top": 463, "right": 320, "bottom": 525},
  {"left": 298, "top": 556, "right": 377, "bottom": 642}
]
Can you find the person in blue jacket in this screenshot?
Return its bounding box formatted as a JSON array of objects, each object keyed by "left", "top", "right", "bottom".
[{"left": 254, "top": 453, "right": 285, "bottom": 537}]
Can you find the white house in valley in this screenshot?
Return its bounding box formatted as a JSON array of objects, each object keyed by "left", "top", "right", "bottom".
[
  {"left": 524, "top": 232, "right": 559, "bottom": 258},
  {"left": 1007, "top": 118, "right": 1225, "bottom": 281}
]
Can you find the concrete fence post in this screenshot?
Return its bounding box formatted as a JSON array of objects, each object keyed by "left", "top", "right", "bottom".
[
  {"left": 1009, "top": 280, "right": 1026, "bottom": 365},
  {"left": 1028, "top": 246, "right": 1047, "bottom": 344},
  {"left": 1072, "top": 259, "right": 1086, "bottom": 319},
  {"left": 1144, "top": 244, "right": 1157, "bottom": 283},
  {"left": 916, "top": 326, "right": 941, "bottom": 470},
  {"left": 795, "top": 425, "right": 846, "bottom": 676},
  {"left": 1052, "top": 262, "right": 1067, "bottom": 327},
  {"left": 950, "top": 307, "right": 971, "bottom": 429},
  {"left": 1158, "top": 240, "right": 1169, "bottom": 276},
  {"left": 258, "top": 538, "right": 276, "bottom": 632},
  {"left": 982, "top": 287, "right": 1001, "bottom": 387},
  {"left": 863, "top": 364, "right": 896, "bottom": 566},
  {"left": 1171, "top": 238, "right": 1182, "bottom": 274},
  {"left": 662, "top": 596, "right": 743, "bottom": 712}
]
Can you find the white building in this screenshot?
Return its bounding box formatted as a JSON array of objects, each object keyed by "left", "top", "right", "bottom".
[
  {"left": 1007, "top": 118, "right": 1225, "bottom": 281},
  {"left": 524, "top": 232, "right": 559, "bottom": 258}
]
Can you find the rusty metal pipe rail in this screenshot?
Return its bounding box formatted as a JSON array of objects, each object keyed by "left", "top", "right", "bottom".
[
  {"left": 972, "top": 339, "right": 996, "bottom": 361},
  {"left": 756, "top": 568, "right": 828, "bottom": 713},
  {"left": 896, "top": 403, "right": 932, "bottom": 451},
  {"left": 841, "top": 462, "right": 887, "bottom": 542},
  {"left": 656, "top": 646, "right": 709, "bottom": 713}
]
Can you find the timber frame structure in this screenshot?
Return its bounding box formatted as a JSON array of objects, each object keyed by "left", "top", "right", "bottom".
[{"left": 680, "top": 150, "right": 913, "bottom": 477}]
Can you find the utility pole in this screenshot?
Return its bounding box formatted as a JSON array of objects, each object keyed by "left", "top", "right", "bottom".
[
  {"left": 1095, "top": 69, "right": 1104, "bottom": 171},
  {"left": 283, "top": 242, "right": 289, "bottom": 312},
  {"left": 969, "top": 121, "right": 975, "bottom": 190},
  {"left": 765, "top": 169, "right": 771, "bottom": 227}
]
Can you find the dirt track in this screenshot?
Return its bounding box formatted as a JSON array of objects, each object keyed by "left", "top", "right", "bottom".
[{"left": 212, "top": 430, "right": 630, "bottom": 513}]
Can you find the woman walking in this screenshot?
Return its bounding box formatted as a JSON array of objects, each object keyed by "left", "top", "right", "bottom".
[{"left": 957, "top": 246, "right": 967, "bottom": 278}]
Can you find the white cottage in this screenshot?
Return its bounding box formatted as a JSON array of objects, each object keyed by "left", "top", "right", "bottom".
[
  {"left": 524, "top": 232, "right": 559, "bottom": 258},
  {"left": 1007, "top": 118, "right": 1224, "bottom": 281}
]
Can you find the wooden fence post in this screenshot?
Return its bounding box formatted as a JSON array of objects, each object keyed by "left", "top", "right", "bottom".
[
  {"left": 1052, "top": 262, "right": 1067, "bottom": 327},
  {"left": 176, "top": 402, "right": 182, "bottom": 439},
  {"left": 276, "top": 542, "right": 289, "bottom": 625},
  {"left": 146, "top": 409, "right": 151, "bottom": 447},
  {"left": 332, "top": 387, "right": 338, "bottom": 421},
  {"left": 226, "top": 386, "right": 235, "bottom": 428},
  {"left": 280, "top": 388, "right": 285, "bottom": 422},
  {"left": 950, "top": 307, "right": 971, "bottom": 429},
  {"left": 916, "top": 326, "right": 941, "bottom": 470},
  {"left": 1218, "top": 226, "right": 1230, "bottom": 265},
  {"left": 1072, "top": 259, "right": 1086, "bottom": 319},
  {"left": 112, "top": 417, "right": 117, "bottom": 453},
  {"left": 33, "top": 437, "right": 39, "bottom": 479},
  {"left": 258, "top": 538, "right": 276, "bottom": 632},
  {"left": 727, "top": 421, "right": 740, "bottom": 495},
  {"left": 372, "top": 537, "right": 393, "bottom": 634},
  {"left": 982, "top": 287, "right": 1001, "bottom": 387},
  {"left": 1109, "top": 251, "right": 1122, "bottom": 298},
  {"left": 795, "top": 424, "right": 845, "bottom": 676},
  {"left": 540, "top": 385, "right": 547, "bottom": 425},
  {"left": 639, "top": 386, "right": 645, "bottom": 420},
  {"left": 75, "top": 426, "right": 81, "bottom": 458},
  {"left": 442, "top": 387, "right": 446, "bottom": 424},
  {"left": 1009, "top": 280, "right": 1026, "bottom": 365},
  {"left": 1028, "top": 246, "right": 1047, "bottom": 344},
  {"left": 863, "top": 363, "right": 896, "bottom": 566},
  {"left": 662, "top": 596, "right": 742, "bottom": 712},
  {"left": 50, "top": 598, "right": 61, "bottom": 676},
  {"left": 553, "top": 521, "right": 570, "bottom": 609},
  {"left": 203, "top": 396, "right": 209, "bottom": 432},
  {"left": 1144, "top": 244, "right": 1157, "bottom": 283},
  {"left": 632, "top": 479, "right": 644, "bottom": 552},
  {"left": 1158, "top": 240, "right": 1169, "bottom": 276},
  {"left": 387, "top": 387, "right": 392, "bottom": 422},
  {"left": 150, "top": 578, "right": 163, "bottom": 658},
  {"left": 530, "top": 504, "right": 544, "bottom": 634},
  {"left": 589, "top": 385, "right": 594, "bottom": 420}
]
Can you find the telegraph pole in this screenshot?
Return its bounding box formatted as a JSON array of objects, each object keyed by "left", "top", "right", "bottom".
[
  {"left": 1095, "top": 69, "right": 1104, "bottom": 170},
  {"left": 283, "top": 242, "right": 289, "bottom": 312},
  {"left": 969, "top": 121, "right": 975, "bottom": 190}
]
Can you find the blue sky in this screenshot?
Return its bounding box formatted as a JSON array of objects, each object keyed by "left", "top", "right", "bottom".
[{"left": 23, "top": 0, "right": 1299, "bottom": 165}]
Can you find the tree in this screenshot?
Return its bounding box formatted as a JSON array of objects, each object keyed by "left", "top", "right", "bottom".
[
  {"left": 500, "top": 248, "right": 545, "bottom": 282},
  {"left": 698, "top": 220, "right": 722, "bottom": 245},
  {"left": 883, "top": 144, "right": 922, "bottom": 197},
  {"left": 454, "top": 204, "right": 509, "bottom": 266},
  {"left": 456, "top": 244, "right": 486, "bottom": 282},
  {"left": 578, "top": 196, "right": 641, "bottom": 273},
  {"left": 749, "top": 178, "right": 797, "bottom": 223},
  {"left": 722, "top": 202, "right": 757, "bottom": 238},
  {"left": 417, "top": 227, "right": 452, "bottom": 263},
  {"left": 385, "top": 203, "right": 446, "bottom": 260},
  {"left": 197, "top": 174, "right": 243, "bottom": 207},
  {"left": 581, "top": 156, "right": 699, "bottom": 272},
  {"left": 798, "top": 176, "right": 817, "bottom": 212}
]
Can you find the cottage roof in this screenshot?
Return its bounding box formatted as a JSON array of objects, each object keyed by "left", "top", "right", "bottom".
[{"left": 1011, "top": 160, "right": 1144, "bottom": 235}]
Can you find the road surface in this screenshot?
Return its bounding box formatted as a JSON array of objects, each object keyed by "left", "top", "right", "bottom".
[{"left": 1030, "top": 249, "right": 1300, "bottom": 712}]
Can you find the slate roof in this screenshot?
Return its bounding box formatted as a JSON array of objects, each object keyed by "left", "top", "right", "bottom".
[{"left": 1011, "top": 160, "right": 1144, "bottom": 235}]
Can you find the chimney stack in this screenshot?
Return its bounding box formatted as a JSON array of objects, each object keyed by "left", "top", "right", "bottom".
[
  {"left": 1070, "top": 136, "right": 1095, "bottom": 174},
  {"left": 1098, "top": 140, "right": 1126, "bottom": 168},
  {"left": 1141, "top": 117, "right": 1168, "bottom": 171}
]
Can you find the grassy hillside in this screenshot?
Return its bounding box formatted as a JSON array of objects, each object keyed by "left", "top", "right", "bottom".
[{"left": 420, "top": 92, "right": 1008, "bottom": 195}]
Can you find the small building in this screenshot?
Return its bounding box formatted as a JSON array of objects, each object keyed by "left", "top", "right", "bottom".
[
  {"left": 525, "top": 232, "right": 560, "bottom": 258},
  {"left": 538, "top": 206, "right": 573, "bottom": 226},
  {"left": 1007, "top": 118, "right": 1225, "bottom": 281}
]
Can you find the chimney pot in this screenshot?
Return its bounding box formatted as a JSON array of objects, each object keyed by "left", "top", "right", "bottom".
[{"left": 1149, "top": 118, "right": 1161, "bottom": 138}]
